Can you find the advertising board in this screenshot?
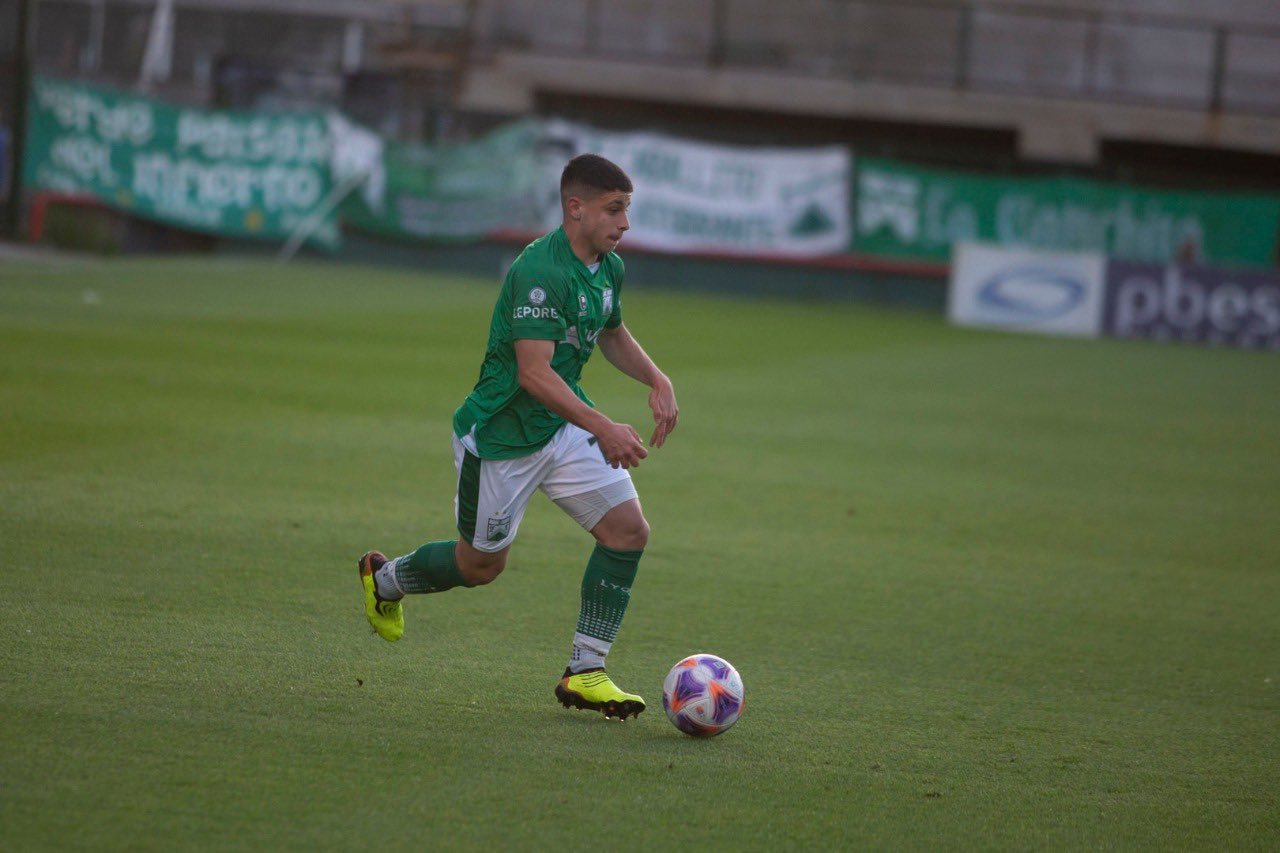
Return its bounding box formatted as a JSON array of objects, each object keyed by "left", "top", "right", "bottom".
[{"left": 949, "top": 243, "right": 1106, "bottom": 337}]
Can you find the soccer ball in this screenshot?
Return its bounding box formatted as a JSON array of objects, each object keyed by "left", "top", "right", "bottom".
[{"left": 662, "top": 654, "right": 744, "bottom": 737}]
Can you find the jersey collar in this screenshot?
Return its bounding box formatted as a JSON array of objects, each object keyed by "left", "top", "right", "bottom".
[{"left": 554, "top": 226, "right": 607, "bottom": 279}]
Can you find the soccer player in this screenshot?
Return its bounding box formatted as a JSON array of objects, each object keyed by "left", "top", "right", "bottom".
[{"left": 358, "top": 154, "right": 678, "bottom": 720}]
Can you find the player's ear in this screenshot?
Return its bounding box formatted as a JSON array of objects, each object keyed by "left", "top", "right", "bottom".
[{"left": 565, "top": 195, "right": 583, "bottom": 220}]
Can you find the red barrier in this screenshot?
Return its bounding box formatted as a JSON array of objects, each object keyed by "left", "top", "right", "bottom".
[{"left": 28, "top": 191, "right": 105, "bottom": 242}]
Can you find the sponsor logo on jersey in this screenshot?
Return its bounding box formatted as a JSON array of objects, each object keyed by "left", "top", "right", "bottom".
[
  {"left": 513, "top": 306, "right": 560, "bottom": 320},
  {"left": 529, "top": 287, "right": 546, "bottom": 306},
  {"left": 562, "top": 325, "right": 601, "bottom": 350},
  {"left": 602, "top": 288, "right": 613, "bottom": 315}
]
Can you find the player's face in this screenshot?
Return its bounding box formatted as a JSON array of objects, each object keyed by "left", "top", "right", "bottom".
[{"left": 579, "top": 190, "right": 631, "bottom": 257}]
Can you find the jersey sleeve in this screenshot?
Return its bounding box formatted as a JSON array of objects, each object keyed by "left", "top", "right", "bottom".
[
  {"left": 508, "top": 264, "right": 568, "bottom": 342},
  {"left": 604, "top": 256, "right": 624, "bottom": 329}
]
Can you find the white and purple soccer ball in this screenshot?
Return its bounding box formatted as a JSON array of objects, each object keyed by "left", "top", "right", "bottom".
[{"left": 662, "top": 654, "right": 745, "bottom": 737}]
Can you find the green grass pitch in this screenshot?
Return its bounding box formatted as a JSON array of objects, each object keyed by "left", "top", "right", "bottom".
[{"left": 1, "top": 256, "right": 1277, "bottom": 849}]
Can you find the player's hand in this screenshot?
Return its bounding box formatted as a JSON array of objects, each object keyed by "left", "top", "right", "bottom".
[
  {"left": 648, "top": 376, "right": 679, "bottom": 448},
  {"left": 595, "top": 421, "right": 648, "bottom": 469}
]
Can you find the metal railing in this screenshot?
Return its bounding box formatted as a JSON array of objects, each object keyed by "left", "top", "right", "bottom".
[{"left": 469, "top": 0, "right": 1280, "bottom": 115}]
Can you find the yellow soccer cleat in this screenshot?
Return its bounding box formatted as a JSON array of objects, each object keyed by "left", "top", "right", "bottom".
[
  {"left": 358, "top": 551, "right": 404, "bottom": 642},
  {"left": 555, "top": 668, "right": 645, "bottom": 720}
]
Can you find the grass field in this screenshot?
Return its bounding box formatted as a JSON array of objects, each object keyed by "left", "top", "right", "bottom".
[{"left": 1, "top": 256, "right": 1277, "bottom": 849}]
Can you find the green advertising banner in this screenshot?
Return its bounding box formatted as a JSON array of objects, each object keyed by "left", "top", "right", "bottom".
[
  {"left": 338, "top": 119, "right": 544, "bottom": 242},
  {"left": 855, "top": 157, "right": 1280, "bottom": 269},
  {"left": 25, "top": 76, "right": 338, "bottom": 246},
  {"left": 27, "top": 76, "right": 1279, "bottom": 270}
]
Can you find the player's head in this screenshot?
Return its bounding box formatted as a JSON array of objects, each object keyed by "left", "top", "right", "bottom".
[{"left": 561, "top": 154, "right": 632, "bottom": 258}]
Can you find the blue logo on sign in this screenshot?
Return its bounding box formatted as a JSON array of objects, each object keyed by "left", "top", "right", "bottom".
[{"left": 977, "top": 266, "right": 1086, "bottom": 322}]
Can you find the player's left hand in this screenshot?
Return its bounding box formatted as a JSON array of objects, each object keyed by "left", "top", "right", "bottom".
[{"left": 648, "top": 376, "right": 679, "bottom": 448}]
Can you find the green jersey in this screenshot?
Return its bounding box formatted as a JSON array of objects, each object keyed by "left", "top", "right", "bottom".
[{"left": 453, "top": 226, "right": 625, "bottom": 459}]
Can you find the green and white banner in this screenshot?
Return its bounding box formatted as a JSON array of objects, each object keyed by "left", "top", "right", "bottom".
[
  {"left": 25, "top": 76, "right": 1278, "bottom": 271},
  {"left": 855, "top": 157, "right": 1280, "bottom": 269},
  {"left": 543, "top": 120, "right": 851, "bottom": 257},
  {"left": 25, "top": 76, "right": 338, "bottom": 246},
  {"left": 337, "top": 118, "right": 544, "bottom": 241}
]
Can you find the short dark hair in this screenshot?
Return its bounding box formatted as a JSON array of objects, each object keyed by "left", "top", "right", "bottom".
[{"left": 560, "top": 154, "right": 632, "bottom": 207}]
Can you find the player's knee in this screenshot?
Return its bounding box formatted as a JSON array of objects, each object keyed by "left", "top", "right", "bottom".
[
  {"left": 468, "top": 565, "right": 503, "bottom": 585},
  {"left": 602, "top": 516, "right": 648, "bottom": 550},
  {"left": 459, "top": 547, "right": 507, "bottom": 586},
  {"left": 632, "top": 517, "right": 650, "bottom": 550}
]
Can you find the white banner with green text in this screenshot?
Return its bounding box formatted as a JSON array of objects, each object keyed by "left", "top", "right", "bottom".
[{"left": 541, "top": 120, "right": 851, "bottom": 258}]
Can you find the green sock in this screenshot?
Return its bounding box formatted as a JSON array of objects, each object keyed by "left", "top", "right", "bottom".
[
  {"left": 570, "top": 544, "right": 643, "bottom": 671},
  {"left": 391, "top": 540, "right": 468, "bottom": 594}
]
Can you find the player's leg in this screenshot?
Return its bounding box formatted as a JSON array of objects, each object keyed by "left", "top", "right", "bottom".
[
  {"left": 454, "top": 539, "right": 509, "bottom": 586},
  {"left": 372, "top": 538, "right": 507, "bottom": 598},
  {"left": 565, "top": 496, "right": 647, "bottom": 672},
  {"left": 542, "top": 426, "right": 648, "bottom": 719},
  {"left": 359, "top": 540, "right": 477, "bottom": 643},
  {"left": 358, "top": 436, "right": 543, "bottom": 641},
  {"left": 590, "top": 497, "right": 649, "bottom": 550}
]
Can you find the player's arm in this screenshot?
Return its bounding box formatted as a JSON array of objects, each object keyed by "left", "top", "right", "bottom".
[
  {"left": 597, "top": 323, "right": 679, "bottom": 449},
  {"left": 514, "top": 338, "right": 647, "bottom": 469}
]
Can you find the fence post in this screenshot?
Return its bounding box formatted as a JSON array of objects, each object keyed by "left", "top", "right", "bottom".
[
  {"left": 709, "top": 0, "right": 726, "bottom": 68},
  {"left": 4, "top": 0, "right": 34, "bottom": 238},
  {"left": 1208, "top": 27, "right": 1227, "bottom": 112},
  {"left": 954, "top": 4, "right": 971, "bottom": 90},
  {"left": 585, "top": 0, "right": 599, "bottom": 56},
  {"left": 1083, "top": 13, "right": 1100, "bottom": 96}
]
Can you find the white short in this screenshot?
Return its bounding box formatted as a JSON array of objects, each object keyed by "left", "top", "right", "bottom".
[{"left": 452, "top": 423, "right": 637, "bottom": 553}]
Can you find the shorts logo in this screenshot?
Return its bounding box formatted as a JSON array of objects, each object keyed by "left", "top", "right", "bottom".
[
  {"left": 529, "top": 287, "right": 546, "bottom": 306},
  {"left": 486, "top": 513, "right": 511, "bottom": 542},
  {"left": 602, "top": 288, "right": 613, "bottom": 315}
]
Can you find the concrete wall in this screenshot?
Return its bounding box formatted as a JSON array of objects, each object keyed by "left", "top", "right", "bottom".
[
  {"left": 462, "top": 0, "right": 1280, "bottom": 165},
  {"left": 8, "top": 0, "right": 1279, "bottom": 167},
  {"left": 990, "top": 0, "right": 1280, "bottom": 28}
]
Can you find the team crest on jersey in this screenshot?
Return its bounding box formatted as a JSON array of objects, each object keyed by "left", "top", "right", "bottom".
[
  {"left": 486, "top": 512, "right": 512, "bottom": 542},
  {"left": 529, "top": 287, "right": 546, "bottom": 306},
  {"left": 578, "top": 293, "right": 588, "bottom": 315},
  {"left": 602, "top": 288, "right": 613, "bottom": 315}
]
